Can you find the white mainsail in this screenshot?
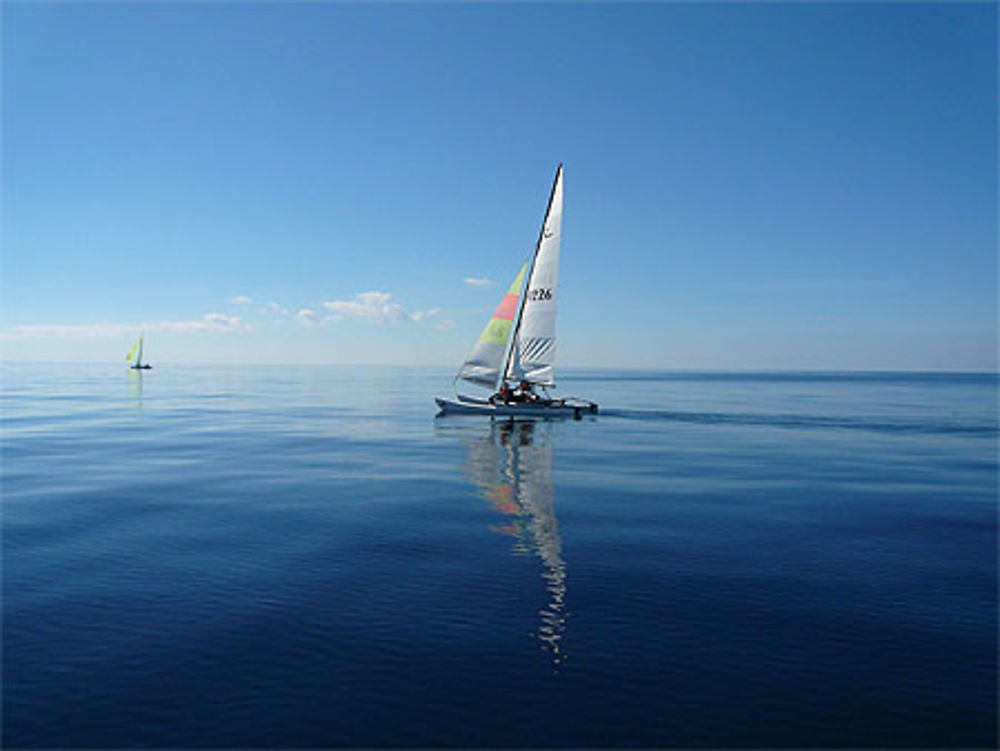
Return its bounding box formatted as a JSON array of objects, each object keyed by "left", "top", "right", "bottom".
[{"left": 505, "top": 164, "right": 563, "bottom": 387}]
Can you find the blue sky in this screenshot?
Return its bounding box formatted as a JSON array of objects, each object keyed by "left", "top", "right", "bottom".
[{"left": 3, "top": 2, "right": 996, "bottom": 370}]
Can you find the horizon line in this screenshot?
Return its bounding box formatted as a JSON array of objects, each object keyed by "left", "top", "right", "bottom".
[{"left": 2, "top": 360, "right": 997, "bottom": 376}]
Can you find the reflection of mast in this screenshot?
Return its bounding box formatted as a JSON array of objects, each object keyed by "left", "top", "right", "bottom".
[{"left": 463, "top": 419, "right": 567, "bottom": 669}]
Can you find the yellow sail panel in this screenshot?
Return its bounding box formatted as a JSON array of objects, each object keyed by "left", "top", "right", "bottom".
[
  {"left": 126, "top": 338, "right": 141, "bottom": 362},
  {"left": 479, "top": 317, "right": 514, "bottom": 347}
]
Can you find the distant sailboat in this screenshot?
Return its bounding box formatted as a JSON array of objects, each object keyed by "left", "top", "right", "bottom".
[
  {"left": 127, "top": 335, "right": 152, "bottom": 370},
  {"left": 436, "top": 165, "right": 597, "bottom": 418}
]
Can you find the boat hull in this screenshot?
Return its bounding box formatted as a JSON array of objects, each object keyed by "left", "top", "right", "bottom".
[{"left": 435, "top": 395, "right": 597, "bottom": 419}]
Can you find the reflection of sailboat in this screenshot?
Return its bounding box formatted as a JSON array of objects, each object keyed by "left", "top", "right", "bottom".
[
  {"left": 126, "top": 368, "right": 144, "bottom": 407},
  {"left": 126, "top": 334, "right": 152, "bottom": 370},
  {"left": 458, "top": 419, "right": 568, "bottom": 668}
]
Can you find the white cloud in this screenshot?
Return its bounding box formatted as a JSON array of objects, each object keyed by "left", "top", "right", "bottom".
[
  {"left": 3, "top": 313, "right": 250, "bottom": 339},
  {"left": 433, "top": 319, "right": 456, "bottom": 331},
  {"left": 317, "top": 292, "right": 444, "bottom": 324},
  {"left": 322, "top": 291, "right": 412, "bottom": 321},
  {"left": 262, "top": 301, "right": 289, "bottom": 316},
  {"left": 228, "top": 295, "right": 253, "bottom": 305},
  {"left": 411, "top": 307, "right": 441, "bottom": 322},
  {"left": 464, "top": 277, "right": 493, "bottom": 287},
  {"left": 163, "top": 313, "right": 249, "bottom": 333},
  {"left": 295, "top": 308, "right": 322, "bottom": 326}
]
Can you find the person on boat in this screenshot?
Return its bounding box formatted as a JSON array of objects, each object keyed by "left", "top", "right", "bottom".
[
  {"left": 518, "top": 380, "right": 538, "bottom": 403},
  {"left": 491, "top": 382, "right": 512, "bottom": 404}
]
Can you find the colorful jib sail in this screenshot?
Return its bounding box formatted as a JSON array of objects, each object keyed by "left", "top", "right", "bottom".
[{"left": 456, "top": 262, "right": 528, "bottom": 387}]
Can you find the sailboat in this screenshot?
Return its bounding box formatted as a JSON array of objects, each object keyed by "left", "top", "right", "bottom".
[
  {"left": 126, "top": 334, "right": 152, "bottom": 370},
  {"left": 435, "top": 165, "right": 597, "bottom": 418}
]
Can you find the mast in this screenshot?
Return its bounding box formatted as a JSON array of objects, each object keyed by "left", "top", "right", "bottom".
[
  {"left": 137, "top": 335, "right": 143, "bottom": 367},
  {"left": 500, "top": 164, "right": 562, "bottom": 386}
]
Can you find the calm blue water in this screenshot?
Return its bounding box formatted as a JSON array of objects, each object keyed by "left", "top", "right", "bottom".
[{"left": 3, "top": 364, "right": 997, "bottom": 748}]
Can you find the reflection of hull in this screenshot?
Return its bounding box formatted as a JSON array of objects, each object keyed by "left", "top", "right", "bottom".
[{"left": 436, "top": 394, "right": 596, "bottom": 419}]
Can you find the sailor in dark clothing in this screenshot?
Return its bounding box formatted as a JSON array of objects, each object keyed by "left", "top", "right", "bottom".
[
  {"left": 518, "top": 380, "right": 538, "bottom": 402},
  {"left": 491, "top": 382, "right": 512, "bottom": 404}
]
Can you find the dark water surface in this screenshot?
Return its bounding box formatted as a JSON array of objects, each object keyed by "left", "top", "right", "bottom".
[{"left": 3, "top": 364, "right": 997, "bottom": 748}]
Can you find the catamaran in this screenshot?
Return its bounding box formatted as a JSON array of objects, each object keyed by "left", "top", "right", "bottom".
[
  {"left": 126, "top": 334, "right": 152, "bottom": 370},
  {"left": 435, "top": 165, "right": 597, "bottom": 419}
]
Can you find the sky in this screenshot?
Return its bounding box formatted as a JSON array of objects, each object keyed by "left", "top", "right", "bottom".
[{"left": 2, "top": 1, "right": 997, "bottom": 371}]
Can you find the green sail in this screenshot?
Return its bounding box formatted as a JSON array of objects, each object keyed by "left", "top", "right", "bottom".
[{"left": 126, "top": 337, "right": 141, "bottom": 365}]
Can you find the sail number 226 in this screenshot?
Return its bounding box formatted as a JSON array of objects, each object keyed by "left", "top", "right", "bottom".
[{"left": 528, "top": 288, "right": 553, "bottom": 301}]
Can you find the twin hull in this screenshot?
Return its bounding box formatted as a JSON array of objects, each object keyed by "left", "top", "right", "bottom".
[{"left": 435, "top": 394, "right": 598, "bottom": 419}]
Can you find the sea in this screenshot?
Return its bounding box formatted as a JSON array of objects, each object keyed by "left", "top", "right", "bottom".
[{"left": 2, "top": 363, "right": 997, "bottom": 749}]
